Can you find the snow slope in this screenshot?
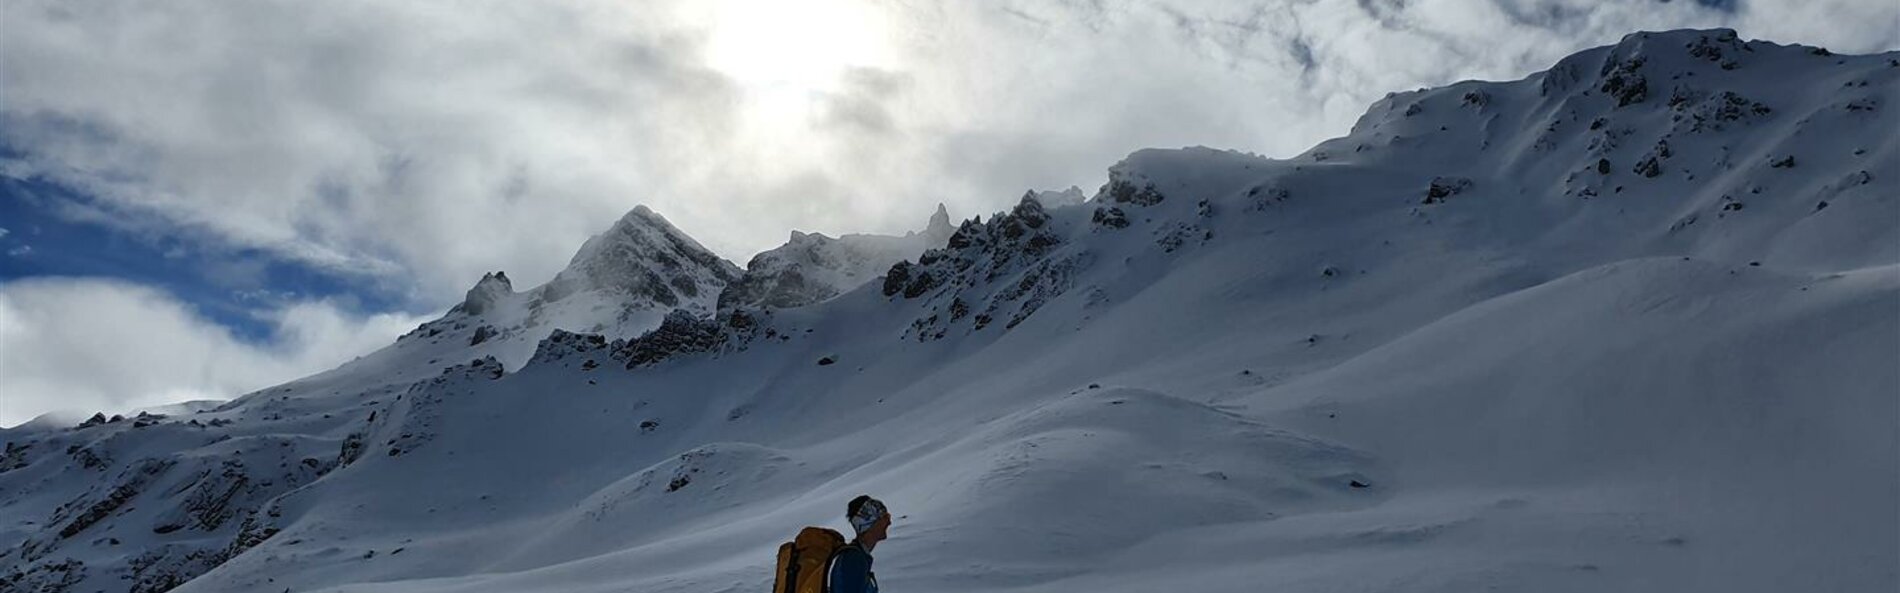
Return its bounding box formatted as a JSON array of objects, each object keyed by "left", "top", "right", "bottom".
[{"left": 2, "top": 29, "right": 1895, "bottom": 593}]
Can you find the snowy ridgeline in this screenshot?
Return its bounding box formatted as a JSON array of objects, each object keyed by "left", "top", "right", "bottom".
[{"left": 2, "top": 29, "right": 1896, "bottom": 593}]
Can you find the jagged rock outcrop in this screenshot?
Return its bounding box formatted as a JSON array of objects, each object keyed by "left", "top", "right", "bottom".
[
  {"left": 0, "top": 441, "right": 31, "bottom": 473},
  {"left": 1421, "top": 177, "right": 1474, "bottom": 204},
  {"left": 528, "top": 329, "right": 622, "bottom": 368},
  {"left": 54, "top": 459, "right": 174, "bottom": 540},
  {"left": 888, "top": 194, "right": 1089, "bottom": 340},
  {"left": 612, "top": 310, "right": 733, "bottom": 368},
  {"left": 454, "top": 272, "right": 513, "bottom": 316}
]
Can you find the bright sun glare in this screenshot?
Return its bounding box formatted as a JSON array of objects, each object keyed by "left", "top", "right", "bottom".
[
  {"left": 703, "top": 0, "right": 892, "bottom": 94},
  {"left": 696, "top": 0, "right": 898, "bottom": 166}
]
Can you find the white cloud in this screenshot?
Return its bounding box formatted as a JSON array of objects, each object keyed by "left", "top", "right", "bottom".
[{"left": 0, "top": 278, "right": 428, "bottom": 427}]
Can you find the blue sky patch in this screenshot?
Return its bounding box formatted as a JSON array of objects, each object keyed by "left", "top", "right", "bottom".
[{"left": 0, "top": 174, "right": 415, "bottom": 343}]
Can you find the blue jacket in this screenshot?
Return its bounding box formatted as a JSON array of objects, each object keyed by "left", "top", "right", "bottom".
[{"left": 828, "top": 542, "right": 877, "bottom": 593}]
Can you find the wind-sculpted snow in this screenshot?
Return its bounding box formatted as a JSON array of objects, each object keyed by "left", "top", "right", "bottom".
[
  {"left": 895, "top": 387, "right": 1383, "bottom": 571},
  {"left": 2, "top": 29, "right": 1895, "bottom": 593}
]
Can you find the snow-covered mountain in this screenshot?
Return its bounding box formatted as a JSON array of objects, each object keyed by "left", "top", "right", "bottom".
[
  {"left": 357, "top": 201, "right": 956, "bottom": 379},
  {"left": 391, "top": 205, "right": 742, "bottom": 372},
  {"left": 717, "top": 204, "right": 956, "bottom": 312},
  {"left": 3, "top": 29, "right": 1895, "bottom": 593}
]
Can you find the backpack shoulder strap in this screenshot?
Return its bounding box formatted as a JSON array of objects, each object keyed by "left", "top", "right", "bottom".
[
  {"left": 825, "top": 541, "right": 870, "bottom": 592},
  {"left": 831, "top": 541, "right": 863, "bottom": 558}
]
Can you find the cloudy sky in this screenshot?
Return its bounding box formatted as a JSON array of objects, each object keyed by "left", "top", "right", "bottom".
[{"left": 2, "top": 0, "right": 1896, "bottom": 426}]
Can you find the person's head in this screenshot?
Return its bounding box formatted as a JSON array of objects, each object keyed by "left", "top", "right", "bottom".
[{"left": 846, "top": 495, "right": 892, "bottom": 547}]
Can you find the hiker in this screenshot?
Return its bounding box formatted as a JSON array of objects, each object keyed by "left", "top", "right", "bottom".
[
  {"left": 771, "top": 495, "right": 893, "bottom": 593},
  {"left": 829, "top": 495, "right": 890, "bottom": 593}
]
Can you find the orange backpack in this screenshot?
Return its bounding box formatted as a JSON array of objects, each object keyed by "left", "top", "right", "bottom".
[{"left": 772, "top": 526, "right": 847, "bottom": 593}]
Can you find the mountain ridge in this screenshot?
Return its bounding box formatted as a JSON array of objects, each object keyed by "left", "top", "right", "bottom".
[{"left": 2, "top": 29, "right": 1894, "bottom": 593}]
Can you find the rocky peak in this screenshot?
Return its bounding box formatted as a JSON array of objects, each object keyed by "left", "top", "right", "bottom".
[
  {"left": 567, "top": 206, "right": 740, "bottom": 284},
  {"left": 455, "top": 271, "right": 514, "bottom": 316},
  {"left": 393, "top": 205, "right": 743, "bottom": 368},
  {"left": 539, "top": 205, "right": 741, "bottom": 308},
  {"left": 923, "top": 203, "right": 954, "bottom": 240},
  {"left": 1535, "top": 29, "right": 1774, "bottom": 106},
  {"left": 885, "top": 192, "right": 1078, "bottom": 340}
]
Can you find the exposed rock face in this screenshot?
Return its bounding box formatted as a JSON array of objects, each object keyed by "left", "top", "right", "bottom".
[
  {"left": 0, "top": 441, "right": 31, "bottom": 473},
  {"left": 454, "top": 272, "right": 513, "bottom": 317},
  {"left": 1091, "top": 206, "right": 1130, "bottom": 229},
  {"left": 1599, "top": 54, "right": 1650, "bottom": 107},
  {"left": 1679, "top": 91, "right": 1772, "bottom": 133},
  {"left": 2, "top": 420, "right": 343, "bottom": 593},
  {"left": 2, "top": 557, "right": 85, "bottom": 593},
  {"left": 924, "top": 203, "right": 954, "bottom": 240},
  {"left": 1421, "top": 177, "right": 1474, "bottom": 204},
  {"left": 57, "top": 459, "right": 174, "bottom": 539},
  {"left": 528, "top": 329, "right": 619, "bottom": 368},
  {"left": 888, "top": 195, "right": 1089, "bottom": 341},
  {"left": 1106, "top": 178, "right": 1167, "bottom": 206},
  {"left": 612, "top": 310, "right": 731, "bottom": 368}
]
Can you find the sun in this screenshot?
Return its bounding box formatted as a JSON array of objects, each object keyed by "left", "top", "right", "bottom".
[{"left": 702, "top": 0, "right": 893, "bottom": 94}]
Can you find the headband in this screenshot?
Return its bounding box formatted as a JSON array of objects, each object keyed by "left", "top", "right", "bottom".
[{"left": 849, "top": 499, "right": 886, "bottom": 535}]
